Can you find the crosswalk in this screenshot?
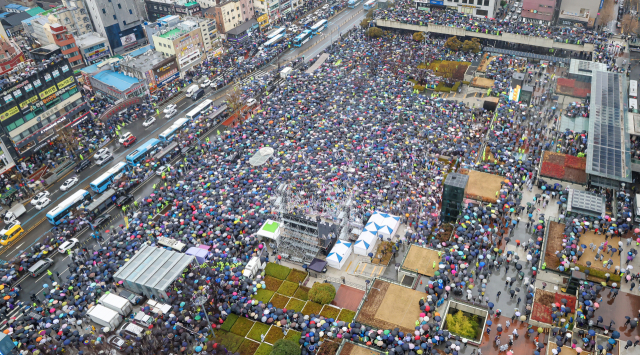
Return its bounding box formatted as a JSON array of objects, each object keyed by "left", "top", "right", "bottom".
[
  {"left": 236, "top": 69, "right": 271, "bottom": 89},
  {"left": 0, "top": 304, "right": 29, "bottom": 331}
]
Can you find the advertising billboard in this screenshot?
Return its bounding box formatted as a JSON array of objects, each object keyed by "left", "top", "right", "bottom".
[{"left": 120, "top": 34, "right": 137, "bottom": 47}]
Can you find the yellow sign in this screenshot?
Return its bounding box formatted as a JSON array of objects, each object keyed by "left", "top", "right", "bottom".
[
  {"left": 39, "top": 85, "right": 58, "bottom": 100},
  {"left": 0, "top": 106, "right": 19, "bottom": 121},
  {"left": 258, "top": 14, "right": 268, "bottom": 23},
  {"left": 57, "top": 77, "right": 74, "bottom": 90},
  {"left": 19, "top": 95, "right": 38, "bottom": 110}
]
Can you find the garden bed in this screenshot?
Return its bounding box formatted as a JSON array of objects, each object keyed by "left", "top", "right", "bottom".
[
  {"left": 317, "top": 339, "right": 340, "bottom": 355},
  {"left": 443, "top": 309, "right": 483, "bottom": 343},
  {"left": 338, "top": 309, "right": 356, "bottom": 324},
  {"left": 270, "top": 294, "right": 290, "bottom": 309},
  {"left": 540, "top": 151, "right": 587, "bottom": 184},
  {"left": 264, "top": 275, "right": 284, "bottom": 291},
  {"left": 277, "top": 280, "right": 299, "bottom": 296},
  {"left": 265, "top": 262, "right": 291, "bottom": 280},
  {"left": 320, "top": 305, "right": 341, "bottom": 320},
  {"left": 264, "top": 326, "right": 285, "bottom": 344},
  {"left": 302, "top": 301, "right": 324, "bottom": 316},
  {"left": 285, "top": 298, "right": 306, "bottom": 313},
  {"left": 220, "top": 313, "right": 239, "bottom": 332},
  {"left": 371, "top": 241, "right": 394, "bottom": 265},
  {"left": 284, "top": 330, "right": 302, "bottom": 344},
  {"left": 247, "top": 322, "right": 271, "bottom": 342},
  {"left": 237, "top": 340, "right": 260, "bottom": 355},
  {"left": 230, "top": 317, "right": 254, "bottom": 337},
  {"left": 253, "top": 289, "right": 275, "bottom": 303},
  {"left": 294, "top": 286, "right": 310, "bottom": 301},
  {"left": 255, "top": 343, "right": 273, "bottom": 355},
  {"left": 286, "top": 269, "right": 308, "bottom": 283},
  {"left": 433, "top": 223, "right": 454, "bottom": 243},
  {"left": 215, "top": 330, "right": 245, "bottom": 352}
]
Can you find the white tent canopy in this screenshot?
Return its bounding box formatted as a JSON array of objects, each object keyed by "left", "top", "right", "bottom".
[
  {"left": 354, "top": 230, "right": 377, "bottom": 256},
  {"left": 354, "top": 212, "right": 400, "bottom": 256},
  {"left": 326, "top": 240, "right": 352, "bottom": 269},
  {"left": 256, "top": 219, "right": 281, "bottom": 242}
]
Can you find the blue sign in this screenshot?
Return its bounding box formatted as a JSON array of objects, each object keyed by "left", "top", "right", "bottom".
[{"left": 430, "top": 0, "right": 444, "bottom": 4}]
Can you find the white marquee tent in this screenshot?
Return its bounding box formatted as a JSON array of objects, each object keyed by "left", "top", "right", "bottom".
[
  {"left": 353, "top": 212, "right": 400, "bottom": 256},
  {"left": 326, "top": 240, "right": 352, "bottom": 269},
  {"left": 354, "top": 230, "right": 377, "bottom": 256}
]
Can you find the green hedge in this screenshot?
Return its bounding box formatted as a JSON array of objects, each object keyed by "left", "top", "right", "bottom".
[
  {"left": 215, "top": 330, "right": 245, "bottom": 352},
  {"left": 264, "top": 326, "right": 285, "bottom": 344},
  {"left": 413, "top": 84, "right": 425, "bottom": 91},
  {"left": 302, "top": 302, "right": 323, "bottom": 315},
  {"left": 435, "top": 82, "right": 451, "bottom": 93},
  {"left": 270, "top": 294, "right": 290, "bottom": 309},
  {"left": 308, "top": 283, "right": 337, "bottom": 304},
  {"left": 220, "top": 313, "right": 239, "bottom": 332},
  {"left": 452, "top": 82, "right": 461, "bottom": 92},
  {"left": 574, "top": 265, "right": 622, "bottom": 283},
  {"left": 247, "top": 322, "right": 271, "bottom": 342},
  {"left": 265, "top": 263, "right": 291, "bottom": 280},
  {"left": 319, "top": 305, "right": 340, "bottom": 320},
  {"left": 284, "top": 330, "right": 302, "bottom": 344},
  {"left": 286, "top": 269, "right": 308, "bottom": 284},
  {"left": 293, "top": 286, "right": 310, "bottom": 301},
  {"left": 277, "top": 281, "right": 299, "bottom": 297},
  {"left": 264, "top": 276, "right": 284, "bottom": 291},
  {"left": 254, "top": 289, "right": 275, "bottom": 303}
]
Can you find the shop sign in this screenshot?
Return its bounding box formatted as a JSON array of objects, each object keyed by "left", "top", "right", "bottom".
[
  {"left": 61, "top": 64, "right": 69, "bottom": 73},
  {"left": 33, "top": 79, "right": 42, "bottom": 88},
  {"left": 19, "top": 95, "right": 39, "bottom": 111},
  {"left": 52, "top": 69, "right": 60, "bottom": 78},
  {"left": 57, "top": 77, "right": 74, "bottom": 90},
  {"left": 44, "top": 73, "right": 52, "bottom": 82},
  {"left": 39, "top": 85, "right": 58, "bottom": 100},
  {"left": 0, "top": 106, "right": 19, "bottom": 121}
]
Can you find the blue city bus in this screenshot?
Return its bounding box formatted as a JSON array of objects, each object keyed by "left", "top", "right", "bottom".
[
  {"left": 159, "top": 118, "right": 190, "bottom": 142},
  {"left": 348, "top": 0, "right": 362, "bottom": 8},
  {"left": 185, "top": 99, "right": 213, "bottom": 120},
  {"left": 267, "top": 27, "right": 286, "bottom": 40},
  {"left": 363, "top": 0, "right": 376, "bottom": 9},
  {"left": 310, "top": 19, "right": 328, "bottom": 35},
  {"left": 89, "top": 161, "right": 129, "bottom": 193},
  {"left": 126, "top": 138, "right": 162, "bottom": 166},
  {"left": 46, "top": 189, "right": 92, "bottom": 225},
  {"left": 293, "top": 30, "right": 313, "bottom": 47}
]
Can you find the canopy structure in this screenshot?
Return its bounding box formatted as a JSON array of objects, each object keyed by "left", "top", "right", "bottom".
[
  {"left": 326, "top": 240, "right": 352, "bottom": 270},
  {"left": 354, "top": 230, "right": 377, "bottom": 256},
  {"left": 113, "top": 244, "right": 195, "bottom": 300},
  {"left": 366, "top": 211, "right": 400, "bottom": 240},
  {"left": 256, "top": 219, "right": 281, "bottom": 241},
  {"left": 186, "top": 247, "right": 209, "bottom": 264},
  {"left": 249, "top": 147, "right": 275, "bottom": 166}
]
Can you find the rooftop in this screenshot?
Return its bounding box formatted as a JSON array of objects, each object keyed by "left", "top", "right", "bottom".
[
  {"left": 158, "top": 28, "right": 182, "bottom": 39},
  {"left": 74, "top": 32, "right": 107, "bottom": 48},
  {"left": 559, "top": 0, "right": 600, "bottom": 19},
  {"left": 1, "top": 11, "right": 31, "bottom": 27},
  {"left": 25, "top": 6, "right": 44, "bottom": 16},
  {"left": 30, "top": 43, "right": 60, "bottom": 55},
  {"left": 5, "top": 4, "right": 29, "bottom": 10},
  {"left": 123, "top": 44, "right": 153, "bottom": 57},
  {"left": 121, "top": 49, "right": 165, "bottom": 73},
  {"left": 226, "top": 19, "right": 258, "bottom": 35},
  {"left": 93, "top": 70, "right": 140, "bottom": 91},
  {"left": 568, "top": 59, "right": 608, "bottom": 77},
  {"left": 521, "top": 0, "right": 556, "bottom": 21}
]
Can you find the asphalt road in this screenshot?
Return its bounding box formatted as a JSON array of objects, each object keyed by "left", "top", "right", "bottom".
[{"left": 5, "top": 5, "right": 366, "bottom": 305}]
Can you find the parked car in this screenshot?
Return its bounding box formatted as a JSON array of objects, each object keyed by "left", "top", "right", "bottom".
[
  {"left": 60, "top": 177, "right": 78, "bottom": 191},
  {"left": 31, "top": 191, "right": 51, "bottom": 206},
  {"left": 122, "top": 135, "right": 137, "bottom": 147},
  {"left": 58, "top": 238, "right": 79, "bottom": 254},
  {"left": 34, "top": 197, "right": 51, "bottom": 210},
  {"left": 143, "top": 117, "right": 156, "bottom": 127},
  {"left": 75, "top": 160, "right": 92, "bottom": 173},
  {"left": 91, "top": 214, "right": 111, "bottom": 230},
  {"left": 118, "top": 132, "right": 133, "bottom": 144},
  {"left": 116, "top": 194, "right": 134, "bottom": 207}
]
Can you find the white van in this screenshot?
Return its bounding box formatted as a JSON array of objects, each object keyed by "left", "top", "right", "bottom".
[
  {"left": 243, "top": 256, "right": 266, "bottom": 278},
  {"left": 186, "top": 85, "right": 199, "bottom": 98}
]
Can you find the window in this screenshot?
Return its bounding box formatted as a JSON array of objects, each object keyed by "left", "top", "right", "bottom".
[
  {"left": 102, "top": 8, "right": 106, "bottom": 13},
  {"left": 118, "top": 4, "right": 121, "bottom": 8},
  {"left": 154, "top": 5, "right": 157, "bottom": 9},
  {"left": 129, "top": 9, "right": 132, "bottom": 14},
  {"left": 462, "top": 0, "right": 467, "bottom": 3},
  {"left": 468, "top": 0, "right": 473, "bottom": 4},
  {"left": 476, "top": 9, "right": 488, "bottom": 15},
  {"left": 484, "top": 0, "right": 489, "bottom": 5},
  {"left": 113, "top": 15, "right": 117, "bottom": 19},
  {"left": 123, "top": 20, "right": 127, "bottom": 25}
]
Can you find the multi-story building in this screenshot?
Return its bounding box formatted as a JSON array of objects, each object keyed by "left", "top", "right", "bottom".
[
  {"left": 5, "top": 3, "right": 30, "bottom": 13},
  {"left": 143, "top": 14, "right": 179, "bottom": 45},
  {"left": 118, "top": 48, "right": 178, "bottom": 92},
  {"left": 152, "top": 19, "right": 204, "bottom": 71},
  {"left": 49, "top": 23, "right": 83, "bottom": 69},
  {"left": 212, "top": 0, "right": 254, "bottom": 34},
  {"left": 80, "top": 57, "right": 147, "bottom": 99},
  {"left": 0, "top": 11, "right": 30, "bottom": 38},
  {"left": 7, "top": 0, "right": 35, "bottom": 9},
  {"left": 414, "top": 0, "right": 497, "bottom": 18},
  {"left": 0, "top": 54, "right": 89, "bottom": 159},
  {"left": 22, "top": 0, "right": 93, "bottom": 48},
  {"left": 0, "top": 37, "right": 26, "bottom": 75},
  {"left": 84, "top": 0, "right": 148, "bottom": 54},
  {"left": 145, "top": 0, "right": 201, "bottom": 22},
  {"left": 183, "top": 15, "right": 222, "bottom": 58},
  {"left": 75, "top": 31, "right": 111, "bottom": 65},
  {"left": 522, "top": 0, "right": 558, "bottom": 25}
]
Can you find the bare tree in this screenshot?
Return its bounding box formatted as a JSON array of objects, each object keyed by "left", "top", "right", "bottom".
[
  {"left": 622, "top": 13, "right": 640, "bottom": 35},
  {"left": 225, "top": 87, "right": 244, "bottom": 113},
  {"left": 598, "top": 0, "right": 616, "bottom": 28}
]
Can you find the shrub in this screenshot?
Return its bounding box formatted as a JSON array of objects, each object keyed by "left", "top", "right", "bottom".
[
  {"left": 444, "top": 36, "right": 462, "bottom": 51},
  {"left": 277, "top": 281, "right": 299, "bottom": 297},
  {"left": 265, "top": 263, "right": 291, "bottom": 280},
  {"left": 215, "top": 330, "right": 245, "bottom": 352},
  {"left": 254, "top": 289, "right": 275, "bottom": 303},
  {"left": 264, "top": 276, "right": 284, "bottom": 291},
  {"left": 367, "top": 27, "right": 383, "bottom": 38},
  {"left": 337, "top": 309, "right": 356, "bottom": 324},
  {"left": 285, "top": 298, "right": 306, "bottom": 313},
  {"left": 264, "top": 326, "right": 285, "bottom": 344},
  {"left": 452, "top": 82, "right": 461, "bottom": 92},
  {"left": 256, "top": 343, "right": 274, "bottom": 355},
  {"left": 270, "top": 294, "right": 290, "bottom": 309},
  {"left": 230, "top": 317, "right": 254, "bottom": 337},
  {"left": 435, "top": 82, "right": 451, "bottom": 93},
  {"left": 247, "top": 322, "right": 271, "bottom": 342},
  {"left": 284, "top": 330, "right": 302, "bottom": 344},
  {"left": 308, "top": 283, "right": 337, "bottom": 305},
  {"left": 220, "top": 313, "right": 239, "bottom": 332},
  {"left": 320, "top": 305, "right": 340, "bottom": 320},
  {"left": 413, "top": 84, "right": 425, "bottom": 91},
  {"left": 462, "top": 80, "right": 470, "bottom": 85},
  {"left": 293, "top": 286, "right": 310, "bottom": 301},
  {"left": 302, "top": 302, "right": 323, "bottom": 315},
  {"left": 237, "top": 340, "right": 260, "bottom": 355},
  {"left": 413, "top": 32, "right": 425, "bottom": 42},
  {"left": 270, "top": 339, "right": 300, "bottom": 355},
  {"left": 286, "top": 269, "right": 308, "bottom": 284},
  {"left": 445, "top": 311, "right": 479, "bottom": 340},
  {"left": 360, "top": 18, "right": 370, "bottom": 28}
]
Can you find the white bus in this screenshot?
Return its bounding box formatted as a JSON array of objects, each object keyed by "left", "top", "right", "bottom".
[
  {"left": 260, "top": 34, "right": 285, "bottom": 50},
  {"left": 267, "top": 27, "right": 286, "bottom": 40},
  {"left": 631, "top": 80, "right": 638, "bottom": 98},
  {"left": 364, "top": 0, "right": 376, "bottom": 10},
  {"left": 185, "top": 99, "right": 213, "bottom": 120},
  {"left": 159, "top": 118, "right": 190, "bottom": 142}
]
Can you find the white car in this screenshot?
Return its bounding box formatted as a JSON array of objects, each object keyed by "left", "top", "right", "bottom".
[
  {"left": 322, "top": 4, "right": 330, "bottom": 9},
  {"left": 289, "top": 25, "right": 299, "bottom": 32},
  {"left": 34, "top": 197, "right": 51, "bottom": 210},
  {"left": 60, "top": 177, "right": 78, "bottom": 191},
  {"left": 94, "top": 148, "right": 110, "bottom": 160},
  {"left": 0, "top": 220, "right": 20, "bottom": 235},
  {"left": 58, "top": 238, "right": 79, "bottom": 254},
  {"left": 165, "top": 108, "right": 178, "bottom": 119},
  {"left": 246, "top": 98, "right": 257, "bottom": 107},
  {"left": 143, "top": 116, "right": 156, "bottom": 127},
  {"left": 201, "top": 79, "right": 211, "bottom": 88},
  {"left": 163, "top": 104, "right": 177, "bottom": 113},
  {"left": 31, "top": 191, "right": 51, "bottom": 206},
  {"left": 155, "top": 164, "right": 172, "bottom": 176},
  {"left": 119, "top": 132, "right": 133, "bottom": 144}
]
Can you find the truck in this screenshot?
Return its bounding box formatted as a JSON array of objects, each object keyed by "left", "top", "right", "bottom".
[
  {"left": 98, "top": 293, "right": 133, "bottom": 316},
  {"left": 87, "top": 304, "right": 123, "bottom": 329},
  {"left": 280, "top": 67, "right": 293, "bottom": 79},
  {"left": 243, "top": 256, "right": 266, "bottom": 278},
  {"left": 3, "top": 204, "right": 26, "bottom": 224},
  {"left": 186, "top": 85, "right": 199, "bottom": 98}
]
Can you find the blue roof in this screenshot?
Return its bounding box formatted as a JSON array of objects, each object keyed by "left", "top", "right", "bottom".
[
  {"left": 6, "top": 4, "right": 29, "bottom": 10},
  {"left": 80, "top": 62, "right": 100, "bottom": 74},
  {"left": 93, "top": 70, "right": 140, "bottom": 91},
  {"left": 0, "top": 12, "right": 10, "bottom": 18},
  {"left": 126, "top": 45, "right": 154, "bottom": 58}
]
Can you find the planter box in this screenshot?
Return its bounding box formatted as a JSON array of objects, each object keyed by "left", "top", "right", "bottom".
[{"left": 441, "top": 300, "right": 488, "bottom": 345}]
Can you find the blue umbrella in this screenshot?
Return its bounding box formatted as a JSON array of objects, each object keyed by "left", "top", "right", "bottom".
[
  {"left": 486, "top": 320, "right": 492, "bottom": 326},
  {"left": 611, "top": 331, "right": 620, "bottom": 339}
]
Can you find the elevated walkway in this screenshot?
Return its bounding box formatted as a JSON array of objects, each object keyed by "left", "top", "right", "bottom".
[{"left": 306, "top": 53, "right": 330, "bottom": 74}]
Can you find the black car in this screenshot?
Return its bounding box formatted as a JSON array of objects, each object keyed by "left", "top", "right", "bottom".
[
  {"left": 115, "top": 194, "right": 134, "bottom": 207},
  {"left": 75, "top": 160, "right": 92, "bottom": 173},
  {"left": 91, "top": 214, "right": 111, "bottom": 230}
]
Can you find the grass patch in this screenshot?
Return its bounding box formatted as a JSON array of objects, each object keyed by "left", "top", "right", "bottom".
[
  {"left": 286, "top": 269, "right": 308, "bottom": 283},
  {"left": 214, "top": 330, "right": 245, "bottom": 352},
  {"left": 263, "top": 275, "right": 283, "bottom": 291},
  {"left": 270, "top": 294, "right": 290, "bottom": 309},
  {"left": 237, "top": 339, "right": 260, "bottom": 355},
  {"left": 253, "top": 289, "right": 275, "bottom": 303},
  {"left": 337, "top": 309, "right": 356, "bottom": 324},
  {"left": 277, "top": 280, "right": 299, "bottom": 297},
  {"left": 302, "top": 301, "right": 323, "bottom": 316},
  {"left": 247, "top": 322, "right": 271, "bottom": 342},
  {"left": 320, "top": 305, "right": 340, "bottom": 320},
  {"left": 255, "top": 343, "right": 273, "bottom": 355},
  {"left": 293, "top": 286, "right": 310, "bottom": 301},
  {"left": 575, "top": 265, "right": 622, "bottom": 283},
  {"left": 220, "top": 313, "right": 239, "bottom": 332},
  {"left": 285, "top": 298, "right": 306, "bottom": 313},
  {"left": 264, "top": 326, "right": 285, "bottom": 344},
  {"left": 284, "top": 330, "right": 301, "bottom": 344},
  {"left": 230, "top": 317, "right": 254, "bottom": 337},
  {"left": 265, "top": 262, "right": 291, "bottom": 280}
]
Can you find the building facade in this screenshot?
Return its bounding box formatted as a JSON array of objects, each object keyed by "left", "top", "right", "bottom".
[
  {"left": 145, "top": 0, "right": 201, "bottom": 22},
  {"left": 0, "top": 37, "right": 25, "bottom": 75},
  {"left": 84, "top": 0, "right": 148, "bottom": 54},
  {"left": 143, "top": 14, "right": 179, "bottom": 45},
  {"left": 75, "top": 31, "right": 111, "bottom": 65},
  {"left": 183, "top": 15, "right": 222, "bottom": 58},
  {"left": 119, "top": 50, "right": 178, "bottom": 92},
  {"left": 521, "top": 0, "right": 558, "bottom": 25},
  {"left": 0, "top": 57, "right": 89, "bottom": 159},
  {"left": 213, "top": 0, "right": 254, "bottom": 34},
  {"left": 49, "top": 23, "right": 83, "bottom": 69},
  {"left": 414, "top": 0, "right": 497, "bottom": 18},
  {"left": 81, "top": 58, "right": 147, "bottom": 99},
  {"left": 152, "top": 20, "right": 204, "bottom": 71}
]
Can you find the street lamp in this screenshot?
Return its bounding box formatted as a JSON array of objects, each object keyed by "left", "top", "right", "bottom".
[{"left": 193, "top": 289, "right": 215, "bottom": 338}]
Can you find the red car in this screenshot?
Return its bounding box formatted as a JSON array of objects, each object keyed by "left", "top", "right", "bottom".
[{"left": 123, "top": 135, "right": 137, "bottom": 147}]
